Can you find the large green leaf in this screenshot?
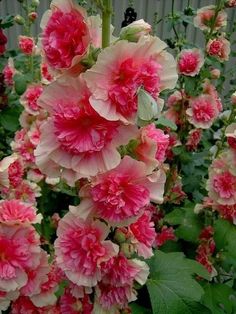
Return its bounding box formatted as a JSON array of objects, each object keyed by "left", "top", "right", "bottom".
[
  {"left": 147, "top": 250, "right": 210, "bottom": 314},
  {"left": 130, "top": 303, "right": 152, "bottom": 314},
  {"left": 0, "top": 106, "right": 21, "bottom": 132},
  {"left": 202, "top": 284, "right": 236, "bottom": 314}
]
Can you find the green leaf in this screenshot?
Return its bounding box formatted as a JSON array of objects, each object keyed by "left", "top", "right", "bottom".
[
  {"left": 129, "top": 303, "right": 152, "bottom": 314},
  {"left": 184, "top": 76, "right": 202, "bottom": 97},
  {"left": 155, "top": 116, "right": 177, "bottom": 131},
  {"left": 202, "top": 283, "right": 236, "bottom": 314},
  {"left": 14, "top": 74, "right": 28, "bottom": 95},
  {"left": 0, "top": 106, "right": 21, "bottom": 132},
  {"left": 137, "top": 88, "right": 160, "bottom": 121},
  {"left": 147, "top": 250, "right": 209, "bottom": 314}
]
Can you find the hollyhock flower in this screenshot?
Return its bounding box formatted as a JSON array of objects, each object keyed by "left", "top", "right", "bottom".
[
  {"left": 40, "top": 0, "right": 90, "bottom": 71},
  {"left": 225, "top": 123, "right": 236, "bottom": 149},
  {"left": 0, "top": 154, "right": 19, "bottom": 188},
  {"left": 186, "top": 94, "right": 218, "bottom": 129},
  {"left": 202, "top": 80, "right": 222, "bottom": 112},
  {"left": 214, "top": 204, "right": 236, "bottom": 224},
  {"left": 165, "top": 178, "right": 186, "bottom": 204},
  {"left": 3, "top": 58, "right": 15, "bottom": 86},
  {"left": 164, "top": 90, "right": 184, "bottom": 125},
  {"left": 0, "top": 224, "right": 40, "bottom": 292},
  {"left": 0, "top": 290, "right": 19, "bottom": 312},
  {"left": 225, "top": 0, "right": 236, "bottom": 7},
  {"left": 55, "top": 211, "right": 119, "bottom": 287},
  {"left": 30, "top": 262, "right": 63, "bottom": 307},
  {"left": 27, "top": 168, "right": 44, "bottom": 183},
  {"left": 8, "top": 158, "right": 24, "bottom": 188},
  {"left": 20, "top": 84, "right": 43, "bottom": 115},
  {"left": 186, "top": 129, "right": 202, "bottom": 151},
  {"left": 129, "top": 212, "right": 156, "bottom": 258},
  {"left": 84, "top": 36, "right": 177, "bottom": 123},
  {"left": 119, "top": 19, "right": 152, "bottom": 42},
  {"left": 20, "top": 250, "right": 49, "bottom": 297},
  {"left": 60, "top": 288, "right": 93, "bottom": 314},
  {"left": 206, "top": 37, "right": 230, "bottom": 62},
  {"left": 35, "top": 76, "right": 138, "bottom": 183},
  {"left": 41, "top": 62, "right": 53, "bottom": 84},
  {"left": 19, "top": 36, "right": 35, "bottom": 55},
  {"left": 11, "top": 296, "right": 60, "bottom": 314},
  {"left": 0, "top": 29, "right": 7, "bottom": 55},
  {"left": 177, "top": 48, "right": 204, "bottom": 76},
  {"left": 101, "top": 254, "right": 149, "bottom": 287},
  {"left": 74, "top": 156, "right": 166, "bottom": 226},
  {"left": 155, "top": 226, "right": 176, "bottom": 247},
  {"left": 0, "top": 199, "right": 41, "bottom": 225},
  {"left": 231, "top": 91, "right": 236, "bottom": 105},
  {"left": 194, "top": 5, "right": 227, "bottom": 31}
]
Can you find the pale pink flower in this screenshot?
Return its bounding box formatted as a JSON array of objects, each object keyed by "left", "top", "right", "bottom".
[
  {"left": 0, "top": 290, "right": 19, "bottom": 312},
  {"left": 20, "top": 84, "right": 43, "bottom": 115},
  {"left": 194, "top": 5, "right": 227, "bottom": 31},
  {"left": 119, "top": 19, "right": 152, "bottom": 42},
  {"left": 202, "top": 80, "right": 222, "bottom": 112},
  {"left": 11, "top": 129, "right": 36, "bottom": 164},
  {"left": 55, "top": 211, "right": 119, "bottom": 287},
  {"left": 27, "top": 168, "right": 44, "bottom": 183},
  {"left": 84, "top": 36, "right": 177, "bottom": 123},
  {"left": 11, "top": 296, "right": 60, "bottom": 314},
  {"left": 206, "top": 37, "right": 230, "bottom": 62},
  {"left": 40, "top": 0, "right": 90, "bottom": 71},
  {"left": 0, "top": 199, "right": 41, "bottom": 225},
  {"left": 129, "top": 212, "right": 156, "bottom": 258},
  {"left": 19, "top": 36, "right": 35, "bottom": 55},
  {"left": 164, "top": 90, "right": 184, "bottom": 125},
  {"left": 74, "top": 156, "right": 166, "bottom": 226},
  {"left": 225, "top": 0, "right": 236, "bottom": 8},
  {"left": 3, "top": 58, "right": 15, "bottom": 86},
  {"left": 186, "top": 129, "right": 202, "bottom": 151},
  {"left": 0, "top": 154, "right": 19, "bottom": 188},
  {"left": 20, "top": 250, "right": 49, "bottom": 297},
  {"left": 177, "top": 48, "right": 204, "bottom": 76},
  {"left": 186, "top": 94, "right": 218, "bottom": 129},
  {"left": 35, "top": 76, "right": 137, "bottom": 184},
  {"left": 225, "top": 123, "right": 236, "bottom": 149},
  {"left": 0, "top": 224, "right": 40, "bottom": 292}
]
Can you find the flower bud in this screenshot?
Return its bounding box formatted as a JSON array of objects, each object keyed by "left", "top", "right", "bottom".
[
  {"left": 28, "top": 12, "right": 38, "bottom": 21},
  {"left": 231, "top": 91, "right": 236, "bottom": 105},
  {"left": 14, "top": 15, "right": 25, "bottom": 25},
  {"left": 120, "top": 243, "right": 135, "bottom": 258},
  {"left": 119, "top": 19, "right": 151, "bottom": 42},
  {"left": 225, "top": 0, "right": 236, "bottom": 7},
  {"left": 31, "top": 0, "right": 40, "bottom": 7},
  {"left": 210, "top": 68, "right": 221, "bottom": 79},
  {"left": 114, "top": 228, "right": 127, "bottom": 244}
]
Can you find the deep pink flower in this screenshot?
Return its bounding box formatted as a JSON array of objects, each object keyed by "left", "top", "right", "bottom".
[
  {"left": 84, "top": 37, "right": 177, "bottom": 123},
  {"left": 60, "top": 288, "right": 93, "bottom": 314},
  {"left": 55, "top": 211, "right": 119, "bottom": 287},
  {"left": 225, "top": 123, "right": 236, "bottom": 150},
  {"left": 177, "top": 48, "right": 204, "bottom": 76},
  {"left": 155, "top": 226, "right": 176, "bottom": 247},
  {"left": 186, "top": 129, "right": 202, "bottom": 151},
  {"left": 19, "top": 36, "right": 35, "bottom": 55},
  {"left": 41, "top": 62, "right": 53, "bottom": 84},
  {"left": 35, "top": 76, "right": 137, "bottom": 184},
  {"left": 0, "top": 29, "right": 7, "bottom": 55},
  {"left": 129, "top": 212, "right": 156, "bottom": 258},
  {"left": 41, "top": 0, "right": 90, "bottom": 70},
  {"left": 8, "top": 158, "right": 24, "bottom": 188},
  {"left": 11, "top": 296, "right": 60, "bottom": 314},
  {"left": 20, "top": 84, "right": 43, "bottom": 115},
  {"left": 0, "top": 199, "right": 41, "bottom": 225},
  {"left": 213, "top": 171, "right": 236, "bottom": 200},
  {"left": 186, "top": 94, "right": 218, "bottom": 129},
  {"left": 194, "top": 5, "right": 227, "bottom": 31},
  {"left": 75, "top": 156, "right": 166, "bottom": 226},
  {"left": 3, "top": 58, "right": 15, "bottom": 86},
  {"left": 215, "top": 204, "right": 236, "bottom": 224},
  {"left": 206, "top": 37, "right": 230, "bottom": 62}
]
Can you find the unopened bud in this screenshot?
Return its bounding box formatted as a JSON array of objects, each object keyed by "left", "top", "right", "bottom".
[
  {"left": 14, "top": 15, "right": 25, "bottom": 25},
  {"left": 120, "top": 243, "right": 135, "bottom": 258},
  {"left": 120, "top": 19, "right": 151, "bottom": 42},
  {"left": 31, "top": 0, "right": 40, "bottom": 7},
  {"left": 231, "top": 91, "right": 236, "bottom": 105},
  {"left": 28, "top": 12, "right": 38, "bottom": 21},
  {"left": 210, "top": 68, "right": 220, "bottom": 79},
  {"left": 114, "top": 229, "right": 127, "bottom": 244}
]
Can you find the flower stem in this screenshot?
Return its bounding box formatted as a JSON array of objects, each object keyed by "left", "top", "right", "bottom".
[{"left": 102, "top": 0, "right": 112, "bottom": 48}]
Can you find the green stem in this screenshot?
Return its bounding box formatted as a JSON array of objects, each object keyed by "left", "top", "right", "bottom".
[
  {"left": 102, "top": 0, "right": 112, "bottom": 48},
  {"left": 171, "top": 0, "right": 179, "bottom": 41},
  {"left": 207, "top": 0, "right": 223, "bottom": 40}
]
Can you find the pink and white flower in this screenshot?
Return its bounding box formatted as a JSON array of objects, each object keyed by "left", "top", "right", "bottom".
[
  {"left": 0, "top": 290, "right": 19, "bottom": 312},
  {"left": 73, "top": 156, "right": 166, "bottom": 226},
  {"left": 194, "top": 5, "right": 227, "bottom": 31},
  {"left": 35, "top": 76, "right": 138, "bottom": 184},
  {"left": 19, "top": 36, "right": 35, "bottom": 55},
  {"left": 177, "top": 48, "right": 204, "bottom": 77},
  {"left": 186, "top": 94, "right": 219, "bottom": 129},
  {"left": 206, "top": 37, "right": 230, "bottom": 62},
  {"left": 20, "top": 84, "right": 43, "bottom": 115},
  {"left": 40, "top": 0, "right": 90, "bottom": 71},
  {"left": 84, "top": 36, "right": 177, "bottom": 123},
  {"left": 3, "top": 58, "right": 15, "bottom": 86},
  {"left": 55, "top": 211, "right": 119, "bottom": 287},
  {"left": 225, "top": 123, "right": 236, "bottom": 149}
]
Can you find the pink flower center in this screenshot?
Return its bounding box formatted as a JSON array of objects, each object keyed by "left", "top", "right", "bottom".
[
  {"left": 178, "top": 53, "right": 198, "bottom": 74},
  {"left": 192, "top": 98, "right": 216, "bottom": 122},
  {"left": 130, "top": 213, "right": 155, "bottom": 246},
  {"left": 213, "top": 171, "right": 236, "bottom": 199},
  {"left": 53, "top": 101, "right": 119, "bottom": 154},
  {"left": 109, "top": 58, "right": 161, "bottom": 117},
  {"left": 42, "top": 9, "right": 89, "bottom": 68},
  {"left": 25, "top": 86, "right": 43, "bottom": 111},
  {"left": 91, "top": 174, "right": 149, "bottom": 222}
]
